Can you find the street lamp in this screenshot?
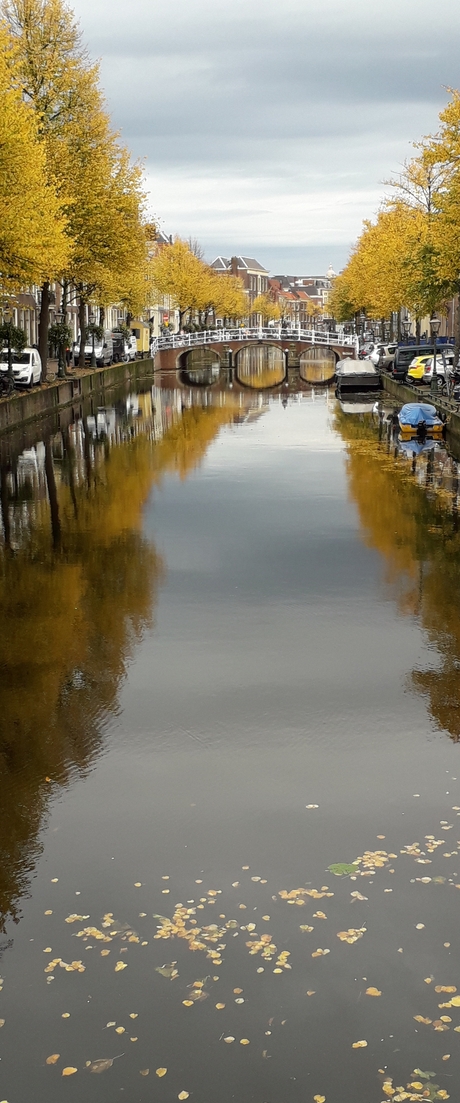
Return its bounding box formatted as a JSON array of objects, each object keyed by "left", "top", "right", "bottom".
[
  {"left": 430, "top": 315, "right": 441, "bottom": 395},
  {"left": 402, "top": 319, "right": 411, "bottom": 341}
]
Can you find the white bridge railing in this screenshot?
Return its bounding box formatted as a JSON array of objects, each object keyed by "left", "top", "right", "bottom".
[{"left": 151, "top": 327, "right": 356, "bottom": 354}]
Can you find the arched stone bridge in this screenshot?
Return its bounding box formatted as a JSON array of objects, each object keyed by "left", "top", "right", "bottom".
[{"left": 151, "top": 327, "right": 356, "bottom": 389}]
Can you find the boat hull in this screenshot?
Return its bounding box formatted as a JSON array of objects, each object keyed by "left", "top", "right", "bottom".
[
  {"left": 336, "top": 372, "right": 380, "bottom": 392},
  {"left": 399, "top": 423, "right": 444, "bottom": 439}
]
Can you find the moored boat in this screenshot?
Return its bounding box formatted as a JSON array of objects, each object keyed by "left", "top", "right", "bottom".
[
  {"left": 398, "top": 402, "right": 444, "bottom": 439},
  {"left": 336, "top": 357, "right": 380, "bottom": 393}
]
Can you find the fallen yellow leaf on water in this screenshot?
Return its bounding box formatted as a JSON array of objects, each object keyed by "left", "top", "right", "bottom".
[
  {"left": 410, "top": 1084, "right": 423, "bottom": 1091},
  {"left": 114, "top": 962, "right": 127, "bottom": 972},
  {"left": 352, "top": 1040, "right": 367, "bottom": 1048},
  {"left": 44, "top": 910, "right": 52, "bottom": 915},
  {"left": 447, "top": 996, "right": 460, "bottom": 1006},
  {"left": 130, "top": 1037, "right": 138, "bottom": 1042},
  {"left": 129, "top": 1013, "right": 138, "bottom": 1019},
  {"left": 156, "top": 1068, "right": 167, "bottom": 1077},
  {"left": 314, "top": 1096, "right": 326, "bottom": 1102},
  {"left": 106, "top": 1022, "right": 116, "bottom": 1028},
  {"left": 178, "top": 1093, "right": 189, "bottom": 1099},
  {"left": 442, "top": 1054, "right": 451, "bottom": 1061},
  {"left": 414, "top": 1016, "right": 432, "bottom": 1025},
  {"left": 435, "top": 985, "right": 457, "bottom": 993},
  {"left": 140, "top": 1069, "right": 149, "bottom": 1076},
  {"left": 415, "top": 923, "right": 425, "bottom": 930},
  {"left": 100, "top": 950, "right": 110, "bottom": 956},
  {"left": 62, "top": 1067, "right": 77, "bottom": 1076},
  {"left": 240, "top": 1039, "right": 250, "bottom": 1045},
  {"left": 46, "top": 1054, "right": 60, "bottom": 1065},
  {"left": 61, "top": 1013, "right": 70, "bottom": 1019},
  {"left": 183, "top": 1000, "right": 194, "bottom": 1007},
  {"left": 134, "top": 883, "right": 142, "bottom": 887},
  {"left": 43, "top": 947, "right": 52, "bottom": 953},
  {"left": 224, "top": 1036, "right": 234, "bottom": 1043},
  {"left": 307, "top": 990, "right": 316, "bottom": 996},
  {"left": 366, "top": 987, "right": 382, "bottom": 997},
  {"left": 234, "top": 988, "right": 243, "bottom": 994},
  {"left": 51, "top": 878, "right": 58, "bottom": 883},
  {"left": 115, "top": 1027, "right": 125, "bottom": 1034},
  {"left": 0, "top": 1021, "right": 4, "bottom": 1028},
  {"left": 216, "top": 1003, "right": 225, "bottom": 1009}
]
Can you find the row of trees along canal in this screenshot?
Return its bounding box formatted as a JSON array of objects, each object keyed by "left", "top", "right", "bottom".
[
  {"left": 0, "top": 0, "right": 252, "bottom": 379},
  {"left": 328, "top": 90, "right": 460, "bottom": 352}
]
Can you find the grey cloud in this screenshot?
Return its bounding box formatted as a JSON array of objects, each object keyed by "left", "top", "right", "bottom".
[{"left": 72, "top": 0, "right": 460, "bottom": 270}]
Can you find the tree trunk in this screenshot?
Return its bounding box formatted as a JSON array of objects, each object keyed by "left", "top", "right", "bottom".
[
  {"left": 99, "top": 305, "right": 105, "bottom": 327},
  {"left": 38, "top": 281, "right": 50, "bottom": 380},
  {"left": 78, "top": 296, "right": 86, "bottom": 369},
  {"left": 416, "top": 317, "right": 421, "bottom": 343}
]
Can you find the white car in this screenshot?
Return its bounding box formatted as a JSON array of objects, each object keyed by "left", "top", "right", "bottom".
[
  {"left": 369, "top": 343, "right": 397, "bottom": 368},
  {"left": 422, "top": 352, "right": 455, "bottom": 384},
  {"left": 126, "top": 334, "right": 138, "bottom": 361},
  {"left": 0, "top": 347, "right": 42, "bottom": 387}
]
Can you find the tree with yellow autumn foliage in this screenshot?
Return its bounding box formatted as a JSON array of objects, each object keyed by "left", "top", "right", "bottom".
[
  {"left": 0, "top": 24, "right": 68, "bottom": 299},
  {"left": 3, "top": 0, "right": 149, "bottom": 373},
  {"left": 151, "top": 240, "right": 247, "bottom": 329},
  {"left": 251, "top": 293, "right": 281, "bottom": 322}
]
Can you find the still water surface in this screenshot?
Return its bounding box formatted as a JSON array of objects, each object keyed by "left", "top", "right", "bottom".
[{"left": 1, "top": 384, "right": 460, "bottom": 1103}]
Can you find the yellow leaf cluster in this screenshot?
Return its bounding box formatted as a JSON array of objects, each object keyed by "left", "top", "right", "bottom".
[{"left": 0, "top": 23, "right": 68, "bottom": 288}]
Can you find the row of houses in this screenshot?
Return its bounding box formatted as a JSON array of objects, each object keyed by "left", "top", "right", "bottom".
[{"left": 210, "top": 256, "right": 336, "bottom": 326}]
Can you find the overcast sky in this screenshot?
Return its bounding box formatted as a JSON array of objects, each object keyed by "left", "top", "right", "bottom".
[{"left": 73, "top": 0, "right": 460, "bottom": 274}]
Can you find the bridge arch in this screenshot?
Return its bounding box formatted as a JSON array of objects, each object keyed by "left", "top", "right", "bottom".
[{"left": 235, "top": 343, "right": 287, "bottom": 390}]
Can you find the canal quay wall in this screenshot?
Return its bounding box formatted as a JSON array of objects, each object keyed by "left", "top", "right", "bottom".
[
  {"left": 381, "top": 372, "right": 460, "bottom": 455},
  {"left": 0, "top": 358, "right": 155, "bottom": 437}
]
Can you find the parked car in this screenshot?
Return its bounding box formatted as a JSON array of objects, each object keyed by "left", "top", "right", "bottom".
[
  {"left": 73, "top": 331, "right": 113, "bottom": 367},
  {"left": 126, "top": 334, "right": 138, "bottom": 361},
  {"left": 421, "top": 353, "right": 455, "bottom": 387},
  {"left": 406, "top": 354, "right": 435, "bottom": 383},
  {"left": 392, "top": 341, "right": 454, "bottom": 380},
  {"left": 0, "top": 347, "right": 42, "bottom": 387},
  {"left": 369, "top": 343, "right": 397, "bottom": 369}
]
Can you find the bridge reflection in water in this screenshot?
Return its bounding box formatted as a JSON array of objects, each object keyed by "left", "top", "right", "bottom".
[
  {"left": 179, "top": 347, "right": 221, "bottom": 388},
  {"left": 235, "top": 344, "right": 286, "bottom": 389},
  {"left": 299, "top": 346, "right": 336, "bottom": 384}
]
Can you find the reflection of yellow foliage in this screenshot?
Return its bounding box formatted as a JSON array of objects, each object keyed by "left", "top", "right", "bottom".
[
  {"left": 0, "top": 397, "right": 235, "bottom": 929},
  {"left": 334, "top": 404, "right": 460, "bottom": 743}
]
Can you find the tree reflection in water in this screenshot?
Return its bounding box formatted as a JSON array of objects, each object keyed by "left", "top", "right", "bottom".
[
  {"left": 0, "top": 389, "right": 237, "bottom": 931},
  {"left": 334, "top": 402, "right": 460, "bottom": 743}
]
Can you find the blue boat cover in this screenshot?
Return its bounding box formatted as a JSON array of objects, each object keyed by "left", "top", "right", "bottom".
[{"left": 399, "top": 403, "right": 439, "bottom": 427}]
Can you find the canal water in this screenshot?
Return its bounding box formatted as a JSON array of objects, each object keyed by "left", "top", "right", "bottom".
[{"left": 0, "top": 381, "right": 460, "bottom": 1103}]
